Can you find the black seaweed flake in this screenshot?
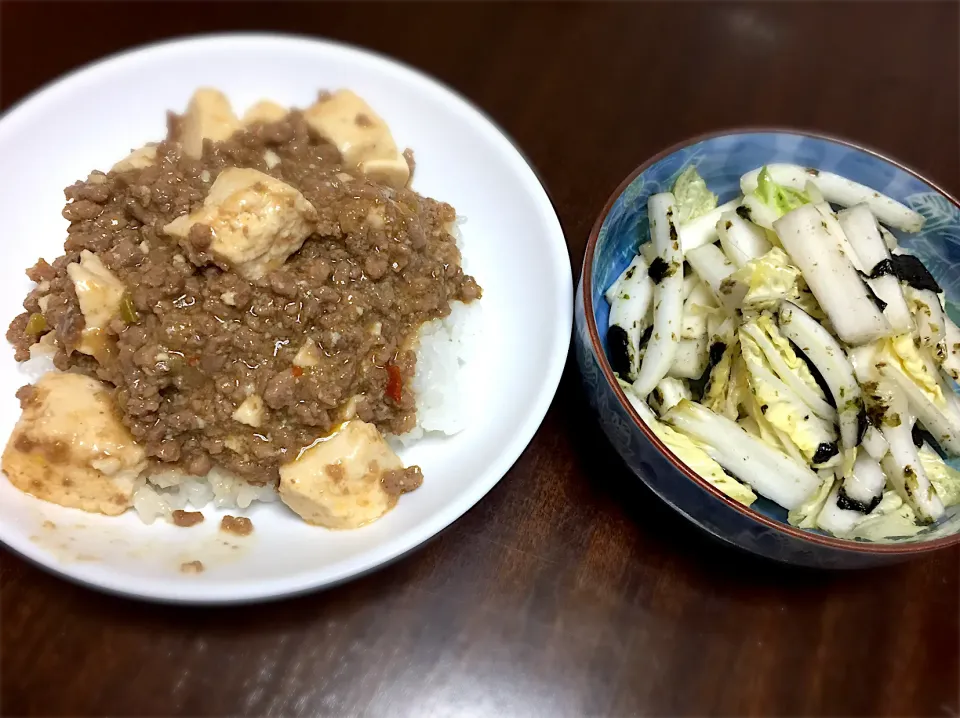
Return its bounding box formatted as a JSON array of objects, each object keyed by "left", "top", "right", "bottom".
[
  {"left": 890, "top": 254, "right": 941, "bottom": 293},
  {"left": 837, "top": 486, "right": 882, "bottom": 514},
  {"left": 787, "top": 339, "right": 836, "bottom": 409},
  {"left": 911, "top": 423, "right": 940, "bottom": 450},
  {"left": 689, "top": 373, "right": 710, "bottom": 401},
  {"left": 690, "top": 341, "right": 727, "bottom": 401},
  {"left": 708, "top": 341, "right": 727, "bottom": 366},
  {"left": 638, "top": 324, "right": 654, "bottom": 348},
  {"left": 912, "top": 423, "right": 925, "bottom": 447},
  {"left": 608, "top": 325, "right": 631, "bottom": 379},
  {"left": 869, "top": 258, "right": 896, "bottom": 279},
  {"left": 667, "top": 209, "right": 679, "bottom": 245},
  {"left": 813, "top": 441, "right": 840, "bottom": 464},
  {"left": 648, "top": 257, "right": 669, "bottom": 283},
  {"left": 903, "top": 465, "right": 917, "bottom": 482},
  {"left": 860, "top": 277, "right": 887, "bottom": 313},
  {"left": 736, "top": 206, "right": 751, "bottom": 221},
  {"left": 865, "top": 402, "right": 885, "bottom": 429},
  {"left": 857, "top": 406, "right": 869, "bottom": 443}
]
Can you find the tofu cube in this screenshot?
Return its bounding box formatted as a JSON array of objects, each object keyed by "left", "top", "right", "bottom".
[
  {"left": 292, "top": 339, "right": 320, "bottom": 368},
  {"left": 278, "top": 420, "right": 403, "bottom": 529},
  {"left": 303, "top": 90, "right": 410, "bottom": 188},
  {"left": 360, "top": 157, "right": 411, "bottom": 190},
  {"left": 66, "top": 250, "right": 126, "bottom": 356},
  {"left": 242, "top": 100, "right": 288, "bottom": 125},
  {"left": 111, "top": 144, "right": 157, "bottom": 173},
  {"left": 164, "top": 168, "right": 317, "bottom": 280},
  {"left": 232, "top": 394, "right": 265, "bottom": 428},
  {"left": 180, "top": 88, "right": 241, "bottom": 159},
  {"left": 2, "top": 372, "right": 146, "bottom": 515}
]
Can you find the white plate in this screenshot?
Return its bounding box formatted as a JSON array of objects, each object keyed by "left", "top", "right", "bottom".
[{"left": 0, "top": 34, "right": 571, "bottom": 603}]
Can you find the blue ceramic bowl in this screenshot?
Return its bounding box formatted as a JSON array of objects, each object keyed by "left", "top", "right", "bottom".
[{"left": 575, "top": 130, "right": 960, "bottom": 568}]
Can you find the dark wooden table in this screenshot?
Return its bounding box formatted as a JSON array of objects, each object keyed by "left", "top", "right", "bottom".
[{"left": 2, "top": 2, "right": 958, "bottom": 716}]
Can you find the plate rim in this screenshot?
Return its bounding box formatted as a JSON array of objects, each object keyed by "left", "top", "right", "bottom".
[{"left": 0, "top": 32, "right": 573, "bottom": 603}]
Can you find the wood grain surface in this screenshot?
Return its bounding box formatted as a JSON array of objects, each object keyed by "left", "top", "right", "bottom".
[{"left": 2, "top": 2, "right": 958, "bottom": 716}]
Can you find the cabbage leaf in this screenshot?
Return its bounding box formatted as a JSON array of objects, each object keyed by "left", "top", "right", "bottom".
[{"left": 672, "top": 166, "right": 718, "bottom": 225}]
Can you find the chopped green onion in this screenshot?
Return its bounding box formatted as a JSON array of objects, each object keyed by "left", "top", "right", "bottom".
[
  {"left": 25, "top": 313, "right": 47, "bottom": 335},
  {"left": 120, "top": 294, "right": 140, "bottom": 324}
]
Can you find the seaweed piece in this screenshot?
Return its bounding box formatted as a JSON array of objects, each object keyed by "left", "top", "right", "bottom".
[
  {"left": 787, "top": 338, "right": 836, "bottom": 408},
  {"left": 864, "top": 280, "right": 887, "bottom": 313},
  {"left": 608, "top": 325, "right": 631, "bottom": 379},
  {"left": 891, "top": 254, "right": 941, "bottom": 293},
  {"left": 689, "top": 341, "right": 728, "bottom": 401},
  {"left": 857, "top": 406, "right": 869, "bottom": 444},
  {"left": 647, "top": 256, "right": 671, "bottom": 284},
  {"left": 813, "top": 441, "right": 840, "bottom": 464},
  {"left": 861, "top": 382, "right": 887, "bottom": 429},
  {"left": 638, "top": 324, "right": 654, "bottom": 349},
  {"left": 911, "top": 423, "right": 938, "bottom": 450},
  {"left": 837, "top": 486, "right": 883, "bottom": 514},
  {"left": 869, "top": 257, "right": 896, "bottom": 279},
  {"left": 856, "top": 272, "right": 888, "bottom": 313},
  {"left": 708, "top": 341, "right": 727, "bottom": 366}
]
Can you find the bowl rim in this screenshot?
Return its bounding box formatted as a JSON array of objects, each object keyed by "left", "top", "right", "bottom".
[{"left": 583, "top": 127, "right": 960, "bottom": 554}]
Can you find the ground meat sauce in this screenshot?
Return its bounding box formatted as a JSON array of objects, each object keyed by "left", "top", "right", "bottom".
[
  {"left": 220, "top": 515, "right": 253, "bottom": 536},
  {"left": 15, "top": 384, "right": 38, "bottom": 410},
  {"left": 172, "top": 509, "right": 204, "bottom": 527},
  {"left": 7, "top": 111, "right": 481, "bottom": 485},
  {"left": 381, "top": 466, "right": 424, "bottom": 496}
]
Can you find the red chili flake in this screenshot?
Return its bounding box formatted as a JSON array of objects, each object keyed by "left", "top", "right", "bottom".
[
  {"left": 187, "top": 356, "right": 199, "bottom": 367},
  {"left": 385, "top": 363, "right": 402, "bottom": 402},
  {"left": 291, "top": 365, "right": 303, "bottom": 378}
]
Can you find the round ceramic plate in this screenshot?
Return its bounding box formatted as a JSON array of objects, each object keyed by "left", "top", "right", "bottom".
[{"left": 0, "top": 34, "right": 571, "bottom": 603}]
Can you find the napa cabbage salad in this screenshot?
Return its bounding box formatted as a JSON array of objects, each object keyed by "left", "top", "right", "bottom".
[{"left": 604, "top": 162, "right": 960, "bottom": 540}]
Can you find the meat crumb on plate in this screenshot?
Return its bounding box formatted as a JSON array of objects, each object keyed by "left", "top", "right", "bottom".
[
  {"left": 180, "top": 560, "right": 204, "bottom": 573},
  {"left": 172, "top": 509, "right": 204, "bottom": 527},
  {"left": 220, "top": 515, "right": 253, "bottom": 536}
]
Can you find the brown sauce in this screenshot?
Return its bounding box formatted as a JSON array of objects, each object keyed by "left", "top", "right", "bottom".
[{"left": 7, "top": 111, "right": 481, "bottom": 486}]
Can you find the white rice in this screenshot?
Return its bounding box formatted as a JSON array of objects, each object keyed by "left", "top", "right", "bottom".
[
  {"left": 391, "top": 217, "right": 481, "bottom": 446},
  {"left": 22, "top": 336, "right": 58, "bottom": 380},
  {"left": 132, "top": 468, "right": 280, "bottom": 524},
  {"left": 390, "top": 300, "right": 482, "bottom": 447}
]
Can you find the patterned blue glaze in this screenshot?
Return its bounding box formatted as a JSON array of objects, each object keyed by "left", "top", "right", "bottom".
[{"left": 575, "top": 132, "right": 960, "bottom": 568}]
